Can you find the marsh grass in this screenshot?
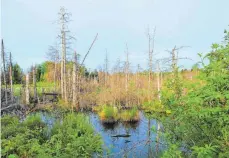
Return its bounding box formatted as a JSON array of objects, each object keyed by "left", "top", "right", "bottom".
[
  {"left": 119, "top": 108, "right": 140, "bottom": 122},
  {"left": 98, "top": 105, "right": 119, "bottom": 123},
  {"left": 97, "top": 105, "right": 140, "bottom": 123}
]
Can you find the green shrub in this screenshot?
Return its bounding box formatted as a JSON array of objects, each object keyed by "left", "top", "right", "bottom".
[{"left": 1, "top": 113, "right": 102, "bottom": 158}]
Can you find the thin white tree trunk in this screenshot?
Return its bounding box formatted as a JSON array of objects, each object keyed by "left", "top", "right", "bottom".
[
  {"left": 26, "top": 74, "right": 30, "bottom": 104},
  {"left": 157, "top": 62, "right": 161, "bottom": 101},
  {"left": 72, "top": 52, "right": 77, "bottom": 109},
  {"left": 33, "top": 66, "right": 37, "bottom": 100},
  {"left": 1, "top": 40, "right": 8, "bottom": 105},
  {"left": 9, "top": 52, "right": 13, "bottom": 101}
]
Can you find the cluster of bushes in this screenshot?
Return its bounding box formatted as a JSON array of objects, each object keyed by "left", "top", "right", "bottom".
[
  {"left": 1, "top": 113, "right": 102, "bottom": 158},
  {"left": 158, "top": 29, "right": 229, "bottom": 157}
]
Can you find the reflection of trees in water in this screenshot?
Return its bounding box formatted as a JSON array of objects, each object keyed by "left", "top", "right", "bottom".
[
  {"left": 148, "top": 118, "right": 153, "bottom": 158},
  {"left": 102, "top": 122, "right": 119, "bottom": 131},
  {"left": 122, "top": 121, "right": 139, "bottom": 129},
  {"left": 95, "top": 112, "right": 165, "bottom": 157}
]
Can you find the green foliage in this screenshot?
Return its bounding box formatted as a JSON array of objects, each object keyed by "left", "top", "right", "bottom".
[
  {"left": 119, "top": 108, "right": 139, "bottom": 122},
  {"left": 12, "top": 63, "right": 23, "bottom": 84},
  {"left": 46, "top": 114, "right": 103, "bottom": 157},
  {"left": 161, "top": 144, "right": 182, "bottom": 158},
  {"left": 1, "top": 113, "right": 102, "bottom": 158},
  {"left": 142, "top": 100, "right": 164, "bottom": 113},
  {"left": 192, "top": 144, "right": 218, "bottom": 158},
  {"left": 99, "top": 105, "right": 119, "bottom": 122},
  {"left": 159, "top": 29, "right": 229, "bottom": 157}
]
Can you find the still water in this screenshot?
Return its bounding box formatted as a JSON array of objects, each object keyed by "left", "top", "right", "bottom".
[{"left": 38, "top": 111, "right": 165, "bottom": 158}]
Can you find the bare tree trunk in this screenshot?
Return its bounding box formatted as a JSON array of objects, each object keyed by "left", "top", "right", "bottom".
[
  {"left": 157, "top": 62, "right": 161, "bottom": 101},
  {"left": 137, "top": 64, "right": 140, "bottom": 106},
  {"left": 125, "top": 44, "right": 129, "bottom": 106},
  {"left": 72, "top": 52, "right": 77, "bottom": 110},
  {"left": 156, "top": 122, "right": 160, "bottom": 154},
  {"left": 1, "top": 40, "right": 8, "bottom": 105},
  {"left": 26, "top": 74, "right": 30, "bottom": 104},
  {"left": 60, "top": 7, "right": 67, "bottom": 101},
  {"left": 160, "top": 70, "right": 163, "bottom": 87},
  {"left": 105, "top": 50, "right": 108, "bottom": 87},
  {"left": 78, "top": 74, "right": 81, "bottom": 108},
  {"left": 9, "top": 52, "right": 13, "bottom": 101},
  {"left": 64, "top": 54, "right": 67, "bottom": 102},
  {"left": 146, "top": 27, "right": 156, "bottom": 101},
  {"left": 54, "top": 56, "right": 57, "bottom": 91},
  {"left": 67, "top": 69, "right": 71, "bottom": 103},
  {"left": 33, "top": 65, "right": 37, "bottom": 100}
]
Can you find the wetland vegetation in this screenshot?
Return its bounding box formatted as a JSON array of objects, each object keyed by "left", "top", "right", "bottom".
[{"left": 1, "top": 2, "right": 229, "bottom": 158}]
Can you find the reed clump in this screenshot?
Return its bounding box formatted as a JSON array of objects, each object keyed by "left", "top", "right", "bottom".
[
  {"left": 97, "top": 105, "right": 140, "bottom": 123},
  {"left": 98, "top": 105, "right": 119, "bottom": 123},
  {"left": 119, "top": 108, "right": 140, "bottom": 122}
]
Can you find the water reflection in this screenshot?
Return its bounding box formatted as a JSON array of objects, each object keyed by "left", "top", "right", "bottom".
[
  {"left": 89, "top": 111, "right": 165, "bottom": 158},
  {"left": 32, "top": 111, "right": 165, "bottom": 157}
]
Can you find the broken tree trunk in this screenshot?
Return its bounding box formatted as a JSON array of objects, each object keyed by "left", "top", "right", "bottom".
[
  {"left": 9, "top": 52, "right": 14, "bottom": 101},
  {"left": 125, "top": 44, "right": 129, "bottom": 106},
  {"left": 1, "top": 39, "right": 8, "bottom": 105},
  {"left": 72, "top": 51, "right": 77, "bottom": 110},
  {"left": 33, "top": 65, "right": 37, "bottom": 100},
  {"left": 157, "top": 62, "right": 161, "bottom": 101},
  {"left": 26, "top": 74, "right": 30, "bottom": 104}
]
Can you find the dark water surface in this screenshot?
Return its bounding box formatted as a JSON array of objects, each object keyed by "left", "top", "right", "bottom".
[{"left": 37, "top": 111, "right": 165, "bottom": 158}]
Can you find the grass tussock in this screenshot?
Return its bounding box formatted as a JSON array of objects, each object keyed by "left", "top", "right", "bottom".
[
  {"left": 119, "top": 108, "right": 140, "bottom": 122},
  {"left": 98, "top": 105, "right": 119, "bottom": 123},
  {"left": 97, "top": 105, "right": 140, "bottom": 123}
]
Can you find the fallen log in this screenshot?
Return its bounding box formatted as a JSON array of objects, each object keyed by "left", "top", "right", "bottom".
[{"left": 111, "top": 134, "right": 131, "bottom": 138}]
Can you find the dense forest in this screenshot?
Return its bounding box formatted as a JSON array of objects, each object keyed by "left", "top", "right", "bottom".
[{"left": 1, "top": 6, "right": 229, "bottom": 158}]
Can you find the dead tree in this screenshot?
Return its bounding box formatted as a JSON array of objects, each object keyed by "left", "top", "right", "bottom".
[
  {"left": 104, "top": 50, "right": 109, "bottom": 87},
  {"left": 9, "top": 52, "right": 13, "bottom": 101},
  {"left": 72, "top": 51, "right": 77, "bottom": 109},
  {"left": 26, "top": 74, "right": 30, "bottom": 104},
  {"left": 146, "top": 27, "right": 156, "bottom": 100},
  {"left": 165, "top": 45, "right": 190, "bottom": 99},
  {"left": 59, "top": 7, "right": 72, "bottom": 101},
  {"left": 136, "top": 64, "right": 141, "bottom": 105},
  {"left": 156, "top": 61, "right": 161, "bottom": 101},
  {"left": 67, "top": 69, "right": 71, "bottom": 103},
  {"left": 33, "top": 65, "right": 37, "bottom": 100},
  {"left": 125, "top": 43, "right": 129, "bottom": 106},
  {"left": 81, "top": 33, "right": 98, "bottom": 65},
  {"left": 1, "top": 39, "right": 8, "bottom": 104},
  {"left": 46, "top": 45, "right": 59, "bottom": 91}
]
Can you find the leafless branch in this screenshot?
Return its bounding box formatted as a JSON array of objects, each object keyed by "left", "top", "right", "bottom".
[{"left": 81, "top": 33, "right": 98, "bottom": 65}]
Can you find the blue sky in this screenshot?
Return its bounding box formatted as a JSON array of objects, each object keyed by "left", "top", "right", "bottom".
[{"left": 1, "top": 0, "right": 229, "bottom": 72}]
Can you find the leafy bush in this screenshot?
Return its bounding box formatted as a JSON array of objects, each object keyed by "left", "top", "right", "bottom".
[
  {"left": 159, "top": 29, "right": 229, "bottom": 157},
  {"left": 1, "top": 113, "right": 102, "bottom": 158}
]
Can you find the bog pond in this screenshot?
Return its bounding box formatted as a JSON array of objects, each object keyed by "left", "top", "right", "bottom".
[{"left": 35, "top": 111, "right": 165, "bottom": 158}]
